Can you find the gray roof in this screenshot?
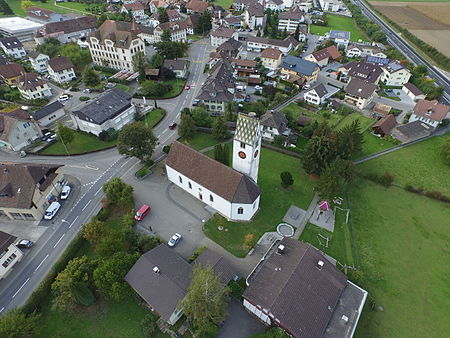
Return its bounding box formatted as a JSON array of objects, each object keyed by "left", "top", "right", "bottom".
[
  {"left": 345, "top": 78, "right": 377, "bottom": 99},
  {"left": 32, "top": 101, "right": 64, "bottom": 120},
  {"left": 260, "top": 110, "right": 288, "bottom": 133},
  {"left": 306, "top": 83, "right": 329, "bottom": 98},
  {"left": 345, "top": 61, "right": 383, "bottom": 84},
  {"left": 194, "top": 248, "right": 235, "bottom": 285},
  {"left": 0, "top": 231, "right": 16, "bottom": 253},
  {"left": 217, "top": 38, "right": 242, "bottom": 53},
  {"left": 72, "top": 88, "right": 132, "bottom": 125},
  {"left": 281, "top": 55, "right": 318, "bottom": 76},
  {"left": 329, "top": 30, "right": 350, "bottom": 40},
  {"left": 197, "top": 58, "right": 235, "bottom": 102},
  {"left": 244, "top": 238, "right": 353, "bottom": 338},
  {"left": 163, "top": 59, "right": 188, "bottom": 71},
  {"left": 0, "top": 37, "right": 23, "bottom": 50},
  {"left": 27, "top": 50, "right": 48, "bottom": 60},
  {"left": 279, "top": 10, "right": 304, "bottom": 20},
  {"left": 395, "top": 120, "right": 432, "bottom": 139},
  {"left": 246, "top": 36, "right": 291, "bottom": 48},
  {"left": 235, "top": 113, "right": 260, "bottom": 145},
  {"left": 44, "top": 16, "right": 97, "bottom": 35},
  {"left": 246, "top": 3, "right": 264, "bottom": 17}
]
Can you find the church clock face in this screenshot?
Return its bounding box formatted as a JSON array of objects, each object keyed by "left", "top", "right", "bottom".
[
  {"left": 254, "top": 150, "right": 259, "bottom": 158},
  {"left": 238, "top": 151, "right": 246, "bottom": 159}
]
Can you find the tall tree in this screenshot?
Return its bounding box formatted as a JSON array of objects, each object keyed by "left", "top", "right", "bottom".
[
  {"left": 103, "top": 177, "right": 134, "bottom": 206},
  {"left": 280, "top": 171, "right": 294, "bottom": 188},
  {"left": 150, "top": 53, "right": 164, "bottom": 69},
  {"left": 161, "top": 29, "right": 171, "bottom": 43},
  {"left": 157, "top": 7, "right": 169, "bottom": 23},
  {"left": 302, "top": 135, "right": 337, "bottom": 176},
  {"left": 0, "top": 309, "right": 39, "bottom": 338},
  {"left": 140, "top": 80, "right": 166, "bottom": 97},
  {"left": 316, "top": 159, "right": 356, "bottom": 202},
  {"left": 195, "top": 12, "right": 212, "bottom": 35},
  {"left": 178, "top": 113, "right": 196, "bottom": 139},
  {"left": 82, "top": 219, "right": 107, "bottom": 247},
  {"left": 336, "top": 120, "right": 363, "bottom": 159},
  {"left": 179, "top": 265, "right": 228, "bottom": 335},
  {"left": 60, "top": 43, "right": 92, "bottom": 71},
  {"left": 82, "top": 67, "right": 100, "bottom": 87},
  {"left": 117, "top": 122, "right": 158, "bottom": 165},
  {"left": 212, "top": 117, "right": 230, "bottom": 141},
  {"left": 132, "top": 51, "right": 147, "bottom": 80},
  {"left": 192, "top": 107, "right": 212, "bottom": 127},
  {"left": 56, "top": 122, "right": 75, "bottom": 153},
  {"left": 294, "top": 24, "right": 301, "bottom": 41},
  {"left": 36, "top": 38, "right": 61, "bottom": 58}
]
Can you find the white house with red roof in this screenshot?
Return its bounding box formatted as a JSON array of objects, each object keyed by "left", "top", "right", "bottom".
[{"left": 409, "top": 99, "right": 449, "bottom": 128}]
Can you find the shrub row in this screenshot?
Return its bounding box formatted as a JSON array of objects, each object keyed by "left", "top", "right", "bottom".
[
  {"left": 188, "top": 246, "right": 206, "bottom": 263},
  {"left": 404, "top": 185, "right": 450, "bottom": 203},
  {"left": 361, "top": 172, "right": 395, "bottom": 187}
]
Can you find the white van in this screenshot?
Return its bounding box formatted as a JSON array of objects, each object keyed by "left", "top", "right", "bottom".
[{"left": 44, "top": 201, "right": 61, "bottom": 220}]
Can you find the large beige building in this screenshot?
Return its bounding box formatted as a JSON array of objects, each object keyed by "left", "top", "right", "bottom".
[
  {"left": 0, "top": 231, "right": 23, "bottom": 279},
  {"left": 0, "top": 163, "right": 65, "bottom": 221}
]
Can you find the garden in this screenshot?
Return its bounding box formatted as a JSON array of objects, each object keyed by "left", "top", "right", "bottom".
[
  {"left": 39, "top": 131, "right": 116, "bottom": 155},
  {"left": 310, "top": 14, "right": 369, "bottom": 42}
]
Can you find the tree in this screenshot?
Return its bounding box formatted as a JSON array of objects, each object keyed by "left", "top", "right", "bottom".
[
  {"left": 150, "top": 53, "right": 163, "bottom": 69},
  {"left": 441, "top": 137, "right": 450, "bottom": 166},
  {"left": 103, "top": 177, "right": 134, "bottom": 206},
  {"left": 273, "top": 135, "right": 285, "bottom": 147},
  {"left": 94, "top": 229, "right": 128, "bottom": 257},
  {"left": 154, "top": 41, "right": 188, "bottom": 59},
  {"left": 0, "top": 309, "right": 39, "bottom": 338},
  {"left": 244, "top": 234, "right": 256, "bottom": 249},
  {"left": 212, "top": 117, "right": 230, "bottom": 141},
  {"left": 192, "top": 107, "right": 212, "bottom": 127},
  {"left": 36, "top": 38, "right": 61, "bottom": 58},
  {"left": 82, "top": 219, "right": 107, "bottom": 246},
  {"left": 178, "top": 113, "right": 196, "bottom": 139},
  {"left": 21, "top": 0, "right": 33, "bottom": 11},
  {"left": 336, "top": 120, "right": 363, "bottom": 159},
  {"left": 51, "top": 256, "right": 96, "bottom": 311},
  {"left": 280, "top": 171, "right": 294, "bottom": 188},
  {"left": 316, "top": 159, "right": 356, "bottom": 202},
  {"left": 93, "top": 252, "right": 139, "bottom": 301},
  {"left": 157, "top": 7, "right": 169, "bottom": 23},
  {"left": 82, "top": 67, "right": 100, "bottom": 87},
  {"left": 195, "top": 12, "right": 212, "bottom": 35},
  {"left": 179, "top": 265, "right": 229, "bottom": 335},
  {"left": 294, "top": 24, "right": 301, "bottom": 41},
  {"left": 302, "top": 135, "right": 337, "bottom": 176},
  {"left": 118, "top": 122, "right": 157, "bottom": 164},
  {"left": 60, "top": 43, "right": 92, "bottom": 71},
  {"left": 140, "top": 80, "right": 167, "bottom": 98},
  {"left": 213, "top": 144, "right": 230, "bottom": 166},
  {"left": 132, "top": 51, "right": 147, "bottom": 80},
  {"left": 56, "top": 122, "right": 74, "bottom": 152},
  {"left": 161, "top": 28, "right": 171, "bottom": 43},
  {"left": 371, "top": 30, "right": 386, "bottom": 43}
]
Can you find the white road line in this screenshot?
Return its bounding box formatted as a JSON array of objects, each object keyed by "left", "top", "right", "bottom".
[
  {"left": 120, "top": 162, "right": 128, "bottom": 168},
  {"left": 12, "top": 278, "right": 30, "bottom": 298},
  {"left": 0, "top": 307, "right": 4, "bottom": 313},
  {"left": 81, "top": 200, "right": 91, "bottom": 211},
  {"left": 94, "top": 186, "right": 102, "bottom": 196},
  {"left": 69, "top": 216, "right": 79, "bottom": 229},
  {"left": 53, "top": 234, "right": 65, "bottom": 249},
  {"left": 34, "top": 254, "right": 49, "bottom": 272}
]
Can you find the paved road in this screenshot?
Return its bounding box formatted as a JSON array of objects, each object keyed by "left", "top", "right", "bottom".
[{"left": 352, "top": 0, "right": 450, "bottom": 105}]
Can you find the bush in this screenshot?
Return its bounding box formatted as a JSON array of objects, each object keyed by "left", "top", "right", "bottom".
[
  {"left": 162, "top": 145, "right": 171, "bottom": 154},
  {"left": 228, "top": 278, "right": 246, "bottom": 300},
  {"left": 363, "top": 172, "right": 395, "bottom": 187},
  {"left": 70, "top": 87, "right": 79, "bottom": 92},
  {"left": 142, "top": 314, "right": 157, "bottom": 337},
  {"left": 405, "top": 185, "right": 450, "bottom": 203},
  {"left": 135, "top": 165, "right": 150, "bottom": 178},
  {"left": 79, "top": 96, "right": 90, "bottom": 101},
  {"left": 97, "top": 207, "right": 112, "bottom": 222},
  {"left": 188, "top": 246, "right": 206, "bottom": 263}
]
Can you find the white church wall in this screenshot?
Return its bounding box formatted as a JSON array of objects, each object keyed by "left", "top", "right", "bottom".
[
  {"left": 232, "top": 138, "right": 261, "bottom": 183},
  {"left": 231, "top": 196, "right": 260, "bottom": 221}
]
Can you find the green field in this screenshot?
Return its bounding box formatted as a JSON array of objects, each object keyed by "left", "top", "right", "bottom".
[
  {"left": 161, "top": 79, "right": 185, "bottom": 98},
  {"left": 180, "top": 132, "right": 220, "bottom": 151},
  {"left": 357, "top": 134, "right": 450, "bottom": 194},
  {"left": 4, "top": 0, "right": 82, "bottom": 16},
  {"left": 144, "top": 108, "right": 165, "bottom": 128},
  {"left": 39, "top": 132, "right": 116, "bottom": 155},
  {"left": 334, "top": 112, "right": 374, "bottom": 131},
  {"left": 204, "top": 148, "right": 316, "bottom": 257},
  {"left": 358, "top": 130, "right": 398, "bottom": 158},
  {"left": 281, "top": 103, "right": 342, "bottom": 127},
  {"left": 212, "top": 0, "right": 234, "bottom": 8},
  {"left": 57, "top": 1, "right": 92, "bottom": 13},
  {"left": 349, "top": 181, "right": 450, "bottom": 337},
  {"left": 310, "top": 14, "right": 369, "bottom": 42}
]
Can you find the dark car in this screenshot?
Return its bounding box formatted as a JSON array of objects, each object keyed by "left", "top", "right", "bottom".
[
  {"left": 16, "top": 240, "right": 34, "bottom": 249},
  {"left": 169, "top": 122, "right": 177, "bottom": 130}
]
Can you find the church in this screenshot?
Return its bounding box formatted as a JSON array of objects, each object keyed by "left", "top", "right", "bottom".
[{"left": 165, "top": 113, "right": 262, "bottom": 221}]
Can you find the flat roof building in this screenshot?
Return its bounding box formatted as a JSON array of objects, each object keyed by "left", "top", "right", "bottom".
[{"left": 0, "top": 17, "right": 43, "bottom": 41}]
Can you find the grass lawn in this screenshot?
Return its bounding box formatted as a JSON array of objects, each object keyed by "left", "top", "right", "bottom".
[
  {"left": 5, "top": 0, "right": 79, "bottom": 16},
  {"left": 379, "top": 91, "right": 401, "bottom": 101},
  {"left": 204, "top": 148, "right": 316, "bottom": 257},
  {"left": 348, "top": 180, "right": 450, "bottom": 337},
  {"left": 39, "top": 132, "right": 116, "bottom": 155},
  {"left": 281, "top": 103, "right": 342, "bottom": 127},
  {"left": 333, "top": 112, "right": 374, "bottom": 131},
  {"left": 357, "top": 134, "right": 450, "bottom": 194},
  {"left": 310, "top": 14, "right": 369, "bottom": 42},
  {"left": 180, "top": 132, "right": 220, "bottom": 151},
  {"left": 57, "top": 1, "right": 92, "bottom": 13},
  {"left": 115, "top": 84, "right": 134, "bottom": 95},
  {"left": 144, "top": 108, "right": 165, "bottom": 128},
  {"left": 357, "top": 130, "right": 398, "bottom": 158},
  {"left": 161, "top": 78, "right": 185, "bottom": 98},
  {"left": 213, "top": 0, "right": 234, "bottom": 9}
]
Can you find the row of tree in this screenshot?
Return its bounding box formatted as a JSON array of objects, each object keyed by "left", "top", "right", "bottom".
[
  {"left": 178, "top": 108, "right": 230, "bottom": 142},
  {"left": 346, "top": 3, "right": 386, "bottom": 43}
]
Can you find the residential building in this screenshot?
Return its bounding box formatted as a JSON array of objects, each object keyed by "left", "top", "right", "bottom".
[
  {"left": 328, "top": 30, "right": 350, "bottom": 47},
  {"left": 244, "top": 4, "right": 265, "bottom": 30},
  {"left": 0, "top": 37, "right": 26, "bottom": 59},
  {"left": 186, "top": 0, "right": 211, "bottom": 14},
  {"left": 344, "top": 78, "right": 377, "bottom": 109},
  {"left": 149, "top": 0, "right": 168, "bottom": 13},
  {"left": 88, "top": 20, "right": 146, "bottom": 71},
  {"left": 319, "top": 0, "right": 343, "bottom": 12},
  {"left": 264, "top": 0, "right": 285, "bottom": 11},
  {"left": 47, "top": 56, "right": 76, "bottom": 84},
  {"left": 196, "top": 58, "right": 235, "bottom": 114},
  {"left": 231, "top": 58, "right": 257, "bottom": 78},
  {"left": 32, "top": 101, "right": 65, "bottom": 127},
  {"left": 278, "top": 10, "right": 304, "bottom": 32},
  {"left": 402, "top": 83, "right": 425, "bottom": 101},
  {"left": 210, "top": 26, "right": 237, "bottom": 48},
  {"left": 163, "top": 59, "right": 188, "bottom": 78},
  {"left": 0, "top": 163, "right": 65, "bottom": 221},
  {"left": 70, "top": 88, "right": 136, "bottom": 136},
  {"left": 0, "top": 109, "right": 42, "bottom": 151},
  {"left": 346, "top": 43, "right": 387, "bottom": 59},
  {"left": 0, "top": 231, "right": 23, "bottom": 279},
  {"left": 280, "top": 55, "right": 319, "bottom": 83},
  {"left": 304, "top": 45, "right": 341, "bottom": 67},
  {"left": 372, "top": 114, "right": 396, "bottom": 137},
  {"left": 0, "top": 17, "right": 42, "bottom": 41},
  {"left": 372, "top": 102, "right": 391, "bottom": 118},
  {"left": 184, "top": 15, "right": 199, "bottom": 35},
  {"left": 233, "top": 0, "right": 254, "bottom": 11},
  {"left": 339, "top": 61, "right": 383, "bottom": 84},
  {"left": 17, "top": 73, "right": 52, "bottom": 100},
  {"left": 35, "top": 16, "right": 97, "bottom": 44},
  {"left": 216, "top": 38, "right": 242, "bottom": 58},
  {"left": 303, "top": 83, "right": 336, "bottom": 105},
  {"left": 261, "top": 47, "right": 283, "bottom": 70},
  {"left": 28, "top": 51, "right": 49, "bottom": 73},
  {"left": 260, "top": 110, "right": 289, "bottom": 141},
  {"left": 246, "top": 36, "right": 292, "bottom": 54},
  {"left": 26, "top": 7, "right": 67, "bottom": 24},
  {"left": 125, "top": 245, "right": 234, "bottom": 325},
  {"left": 121, "top": 2, "right": 146, "bottom": 18},
  {"left": 166, "top": 114, "right": 261, "bottom": 221},
  {"left": 222, "top": 16, "right": 242, "bottom": 29},
  {"left": 0, "top": 63, "right": 25, "bottom": 86},
  {"left": 408, "top": 99, "right": 449, "bottom": 128},
  {"left": 243, "top": 238, "right": 367, "bottom": 338},
  {"left": 151, "top": 21, "right": 187, "bottom": 43},
  {"left": 380, "top": 61, "right": 411, "bottom": 87}
]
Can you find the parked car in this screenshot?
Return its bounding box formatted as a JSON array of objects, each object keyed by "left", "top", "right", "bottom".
[
  {"left": 168, "top": 233, "right": 181, "bottom": 247},
  {"left": 16, "top": 240, "right": 34, "bottom": 249},
  {"left": 254, "top": 85, "right": 263, "bottom": 91},
  {"left": 58, "top": 95, "right": 69, "bottom": 102},
  {"left": 42, "top": 132, "right": 52, "bottom": 141},
  {"left": 44, "top": 201, "right": 61, "bottom": 220},
  {"left": 184, "top": 85, "right": 190, "bottom": 90},
  {"left": 192, "top": 99, "right": 200, "bottom": 106},
  {"left": 60, "top": 185, "right": 71, "bottom": 200},
  {"left": 326, "top": 69, "right": 334, "bottom": 73},
  {"left": 83, "top": 88, "right": 91, "bottom": 94},
  {"left": 46, "top": 134, "right": 56, "bottom": 143},
  {"left": 304, "top": 84, "right": 311, "bottom": 90},
  {"left": 168, "top": 122, "right": 177, "bottom": 130},
  {"left": 19, "top": 151, "right": 27, "bottom": 158},
  {"left": 244, "top": 95, "right": 250, "bottom": 102},
  {"left": 135, "top": 204, "right": 151, "bottom": 221},
  {"left": 105, "top": 82, "right": 116, "bottom": 89}
]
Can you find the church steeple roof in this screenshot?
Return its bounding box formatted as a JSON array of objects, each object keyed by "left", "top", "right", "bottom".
[{"left": 234, "top": 113, "right": 260, "bottom": 145}]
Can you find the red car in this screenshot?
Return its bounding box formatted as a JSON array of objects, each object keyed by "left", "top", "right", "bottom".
[
  {"left": 184, "top": 85, "right": 190, "bottom": 90},
  {"left": 169, "top": 122, "right": 177, "bottom": 130},
  {"left": 135, "top": 204, "right": 150, "bottom": 221}
]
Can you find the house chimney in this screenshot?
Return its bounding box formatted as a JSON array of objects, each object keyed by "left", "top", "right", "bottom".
[
  {"left": 317, "top": 260, "right": 324, "bottom": 270},
  {"left": 153, "top": 266, "right": 160, "bottom": 274},
  {"left": 276, "top": 244, "right": 285, "bottom": 255}
]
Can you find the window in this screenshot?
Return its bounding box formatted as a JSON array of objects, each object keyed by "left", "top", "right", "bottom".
[
  {"left": 188, "top": 182, "right": 192, "bottom": 189},
  {"left": 240, "top": 142, "right": 245, "bottom": 149},
  {"left": 237, "top": 207, "right": 244, "bottom": 215},
  {"left": 199, "top": 193, "right": 203, "bottom": 200},
  {"left": 179, "top": 176, "right": 183, "bottom": 183},
  {"left": 210, "top": 195, "right": 214, "bottom": 202}
]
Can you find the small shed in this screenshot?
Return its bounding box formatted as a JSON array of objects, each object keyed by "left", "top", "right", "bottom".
[
  {"left": 145, "top": 68, "right": 160, "bottom": 80},
  {"left": 373, "top": 102, "right": 391, "bottom": 118},
  {"left": 372, "top": 114, "right": 396, "bottom": 137}
]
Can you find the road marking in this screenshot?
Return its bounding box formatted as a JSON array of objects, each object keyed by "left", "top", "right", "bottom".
[
  {"left": 81, "top": 200, "right": 91, "bottom": 211},
  {"left": 120, "top": 162, "right": 128, "bottom": 168},
  {"left": 94, "top": 186, "right": 102, "bottom": 196},
  {"left": 34, "top": 254, "right": 49, "bottom": 272},
  {"left": 12, "top": 278, "right": 30, "bottom": 298},
  {"left": 0, "top": 307, "right": 4, "bottom": 313},
  {"left": 69, "top": 216, "right": 79, "bottom": 229},
  {"left": 53, "top": 234, "right": 65, "bottom": 248}
]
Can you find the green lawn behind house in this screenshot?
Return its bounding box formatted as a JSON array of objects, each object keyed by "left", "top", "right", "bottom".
[
  {"left": 180, "top": 132, "right": 220, "bottom": 151},
  {"left": 333, "top": 112, "right": 374, "bottom": 131},
  {"left": 358, "top": 130, "right": 398, "bottom": 158},
  {"left": 212, "top": 0, "right": 234, "bottom": 8},
  {"left": 204, "top": 148, "right": 316, "bottom": 257},
  {"left": 281, "top": 103, "right": 342, "bottom": 127},
  {"left": 56, "top": 1, "right": 92, "bottom": 13},
  {"left": 115, "top": 84, "right": 134, "bottom": 95},
  {"left": 39, "top": 132, "right": 116, "bottom": 155},
  {"left": 310, "top": 14, "right": 368, "bottom": 42},
  {"left": 161, "top": 79, "right": 185, "bottom": 98}
]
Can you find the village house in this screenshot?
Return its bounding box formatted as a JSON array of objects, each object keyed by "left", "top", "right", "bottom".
[
  {"left": 0, "top": 231, "right": 24, "bottom": 279},
  {"left": 163, "top": 59, "right": 188, "bottom": 78},
  {"left": 277, "top": 10, "right": 304, "bottom": 32},
  {"left": 0, "top": 37, "right": 26, "bottom": 59},
  {"left": 121, "top": 2, "right": 146, "bottom": 18},
  {"left": 0, "top": 163, "right": 65, "bottom": 221},
  {"left": 328, "top": 30, "right": 350, "bottom": 47},
  {"left": 152, "top": 21, "right": 187, "bottom": 43},
  {"left": 26, "top": 7, "right": 67, "bottom": 24},
  {"left": 261, "top": 47, "right": 283, "bottom": 70},
  {"left": 346, "top": 43, "right": 387, "bottom": 59},
  {"left": 380, "top": 61, "right": 411, "bottom": 87},
  {"left": 210, "top": 26, "right": 237, "bottom": 48},
  {"left": 408, "top": 99, "right": 449, "bottom": 128},
  {"left": 231, "top": 58, "right": 257, "bottom": 78},
  {"left": 339, "top": 61, "right": 383, "bottom": 84},
  {"left": 391, "top": 120, "right": 433, "bottom": 143},
  {"left": 70, "top": 88, "right": 135, "bottom": 136},
  {"left": 319, "top": 0, "right": 344, "bottom": 12},
  {"left": 303, "top": 83, "right": 337, "bottom": 105},
  {"left": 186, "top": 0, "right": 211, "bottom": 15},
  {"left": 344, "top": 78, "right": 377, "bottom": 109},
  {"left": 244, "top": 3, "right": 266, "bottom": 30},
  {"left": 32, "top": 101, "right": 65, "bottom": 127},
  {"left": 246, "top": 36, "right": 292, "bottom": 54},
  {"left": 0, "top": 63, "right": 25, "bottom": 85},
  {"left": 149, "top": 0, "right": 168, "bottom": 14},
  {"left": 47, "top": 56, "right": 76, "bottom": 84},
  {"left": 259, "top": 110, "right": 290, "bottom": 141},
  {"left": 216, "top": 38, "right": 242, "bottom": 58},
  {"left": 17, "top": 73, "right": 52, "bottom": 100},
  {"left": 264, "top": 0, "right": 285, "bottom": 11},
  {"left": 35, "top": 16, "right": 97, "bottom": 44},
  {"left": 233, "top": 0, "right": 254, "bottom": 11},
  {"left": 402, "top": 83, "right": 425, "bottom": 101},
  {"left": 372, "top": 102, "right": 392, "bottom": 118},
  {"left": 0, "top": 109, "right": 42, "bottom": 151},
  {"left": 28, "top": 51, "right": 49, "bottom": 73},
  {"left": 372, "top": 114, "right": 396, "bottom": 137},
  {"left": 304, "top": 45, "right": 341, "bottom": 67},
  {"left": 280, "top": 55, "right": 319, "bottom": 83}
]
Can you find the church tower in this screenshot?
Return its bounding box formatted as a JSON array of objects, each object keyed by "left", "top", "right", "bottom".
[{"left": 232, "top": 113, "right": 262, "bottom": 183}]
